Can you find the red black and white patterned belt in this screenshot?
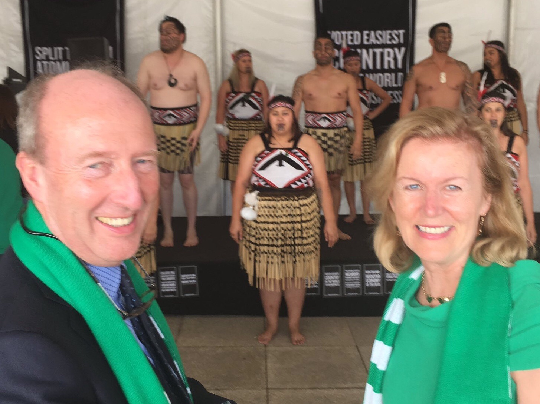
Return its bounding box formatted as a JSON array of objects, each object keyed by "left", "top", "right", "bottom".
[
  {"left": 150, "top": 104, "right": 198, "bottom": 125},
  {"left": 304, "top": 111, "right": 347, "bottom": 129}
]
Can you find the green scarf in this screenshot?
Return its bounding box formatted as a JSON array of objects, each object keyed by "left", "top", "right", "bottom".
[
  {"left": 364, "top": 257, "right": 512, "bottom": 404},
  {"left": 10, "top": 201, "right": 192, "bottom": 404}
]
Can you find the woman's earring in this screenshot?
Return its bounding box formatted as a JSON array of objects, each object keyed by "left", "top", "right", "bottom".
[{"left": 478, "top": 215, "right": 486, "bottom": 236}]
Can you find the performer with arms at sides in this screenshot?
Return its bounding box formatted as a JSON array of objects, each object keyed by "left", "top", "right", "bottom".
[
  {"left": 230, "top": 96, "right": 338, "bottom": 346},
  {"left": 341, "top": 49, "right": 391, "bottom": 225},
  {"left": 138, "top": 16, "right": 212, "bottom": 247},
  {"left": 216, "top": 49, "right": 269, "bottom": 190},
  {"left": 292, "top": 33, "right": 364, "bottom": 241}
]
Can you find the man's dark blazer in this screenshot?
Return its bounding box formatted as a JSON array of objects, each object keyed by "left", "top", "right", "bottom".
[
  {"left": 0, "top": 247, "right": 130, "bottom": 403},
  {"left": 0, "top": 247, "right": 229, "bottom": 404}
]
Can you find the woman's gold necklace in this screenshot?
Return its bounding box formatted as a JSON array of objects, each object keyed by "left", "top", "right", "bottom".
[{"left": 421, "top": 272, "right": 454, "bottom": 304}]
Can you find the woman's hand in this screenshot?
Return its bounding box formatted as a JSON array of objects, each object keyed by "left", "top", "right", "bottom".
[
  {"left": 217, "top": 134, "right": 228, "bottom": 153},
  {"left": 229, "top": 219, "right": 243, "bottom": 244},
  {"left": 324, "top": 221, "right": 339, "bottom": 248},
  {"left": 521, "top": 130, "right": 529, "bottom": 145}
]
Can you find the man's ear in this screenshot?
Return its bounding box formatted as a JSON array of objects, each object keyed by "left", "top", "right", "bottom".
[{"left": 16, "top": 152, "right": 45, "bottom": 203}]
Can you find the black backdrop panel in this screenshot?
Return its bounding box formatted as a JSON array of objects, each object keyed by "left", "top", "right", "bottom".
[
  {"left": 20, "top": 0, "right": 125, "bottom": 79},
  {"left": 67, "top": 37, "right": 111, "bottom": 67}
]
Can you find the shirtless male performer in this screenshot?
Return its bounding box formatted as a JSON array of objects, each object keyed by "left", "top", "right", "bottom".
[
  {"left": 138, "top": 16, "right": 211, "bottom": 247},
  {"left": 293, "top": 34, "right": 363, "bottom": 240},
  {"left": 399, "top": 22, "right": 478, "bottom": 117}
]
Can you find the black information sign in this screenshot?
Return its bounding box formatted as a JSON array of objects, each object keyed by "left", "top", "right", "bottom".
[
  {"left": 179, "top": 266, "right": 199, "bottom": 297},
  {"left": 363, "top": 264, "right": 383, "bottom": 295},
  {"left": 314, "top": 0, "right": 417, "bottom": 137},
  {"left": 305, "top": 276, "right": 320, "bottom": 296},
  {"left": 157, "top": 266, "right": 179, "bottom": 298},
  {"left": 384, "top": 268, "right": 399, "bottom": 295},
  {"left": 322, "top": 265, "right": 342, "bottom": 297},
  {"left": 343, "top": 264, "right": 362, "bottom": 296},
  {"left": 21, "top": 0, "right": 125, "bottom": 80}
]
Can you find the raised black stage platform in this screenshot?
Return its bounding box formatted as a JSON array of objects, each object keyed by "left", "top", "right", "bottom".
[{"left": 154, "top": 216, "right": 391, "bottom": 317}]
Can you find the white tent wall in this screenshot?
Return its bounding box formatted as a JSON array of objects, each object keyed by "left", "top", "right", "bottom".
[
  {"left": 2, "top": 0, "right": 539, "bottom": 214},
  {"left": 512, "top": 0, "right": 540, "bottom": 210},
  {"left": 1, "top": 1, "right": 25, "bottom": 76}
]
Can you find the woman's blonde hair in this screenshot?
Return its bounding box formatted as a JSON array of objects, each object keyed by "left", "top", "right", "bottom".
[{"left": 368, "top": 107, "right": 527, "bottom": 272}]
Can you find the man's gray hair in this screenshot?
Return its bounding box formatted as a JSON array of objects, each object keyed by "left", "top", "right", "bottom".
[{"left": 17, "top": 61, "right": 146, "bottom": 161}]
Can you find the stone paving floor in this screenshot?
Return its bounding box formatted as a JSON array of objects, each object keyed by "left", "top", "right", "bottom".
[{"left": 166, "top": 315, "right": 381, "bottom": 404}]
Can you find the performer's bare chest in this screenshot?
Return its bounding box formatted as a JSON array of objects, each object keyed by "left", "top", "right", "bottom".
[
  {"left": 150, "top": 67, "right": 197, "bottom": 92},
  {"left": 417, "top": 66, "right": 464, "bottom": 92},
  {"left": 303, "top": 79, "right": 348, "bottom": 102}
]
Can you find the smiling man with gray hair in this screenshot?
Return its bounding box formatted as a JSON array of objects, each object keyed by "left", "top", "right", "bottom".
[{"left": 0, "top": 64, "right": 233, "bottom": 404}]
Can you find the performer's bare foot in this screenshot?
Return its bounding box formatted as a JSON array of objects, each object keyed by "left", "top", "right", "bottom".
[
  {"left": 257, "top": 324, "right": 278, "bottom": 345},
  {"left": 344, "top": 213, "right": 357, "bottom": 223},
  {"left": 183, "top": 229, "right": 199, "bottom": 247},
  {"left": 363, "top": 214, "right": 375, "bottom": 225},
  {"left": 160, "top": 230, "right": 174, "bottom": 247},
  {"left": 338, "top": 229, "right": 351, "bottom": 240},
  {"left": 289, "top": 324, "right": 305, "bottom": 345}
]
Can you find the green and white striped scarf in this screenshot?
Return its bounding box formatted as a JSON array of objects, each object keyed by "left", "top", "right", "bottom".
[{"left": 364, "top": 258, "right": 513, "bottom": 404}]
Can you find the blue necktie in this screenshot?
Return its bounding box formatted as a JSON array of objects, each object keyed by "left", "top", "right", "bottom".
[
  {"left": 86, "top": 263, "right": 150, "bottom": 357},
  {"left": 119, "top": 266, "right": 192, "bottom": 404}
]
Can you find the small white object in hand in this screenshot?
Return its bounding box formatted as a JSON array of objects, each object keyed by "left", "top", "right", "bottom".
[
  {"left": 214, "top": 123, "right": 230, "bottom": 136},
  {"left": 346, "top": 117, "right": 355, "bottom": 132}
]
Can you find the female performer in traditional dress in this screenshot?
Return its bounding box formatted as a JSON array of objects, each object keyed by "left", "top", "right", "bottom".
[
  {"left": 216, "top": 49, "right": 269, "bottom": 190},
  {"left": 479, "top": 88, "right": 536, "bottom": 247},
  {"left": 341, "top": 49, "right": 391, "bottom": 224},
  {"left": 230, "top": 95, "right": 338, "bottom": 345},
  {"left": 472, "top": 41, "right": 529, "bottom": 143}
]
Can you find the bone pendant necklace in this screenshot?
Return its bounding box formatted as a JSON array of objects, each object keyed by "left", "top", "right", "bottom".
[
  {"left": 432, "top": 56, "right": 447, "bottom": 84},
  {"left": 439, "top": 72, "right": 446, "bottom": 83}
]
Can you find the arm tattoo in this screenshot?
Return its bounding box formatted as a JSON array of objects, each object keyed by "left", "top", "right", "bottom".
[
  {"left": 292, "top": 75, "right": 304, "bottom": 100},
  {"left": 457, "top": 61, "right": 479, "bottom": 114},
  {"left": 405, "top": 67, "right": 415, "bottom": 82}
]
